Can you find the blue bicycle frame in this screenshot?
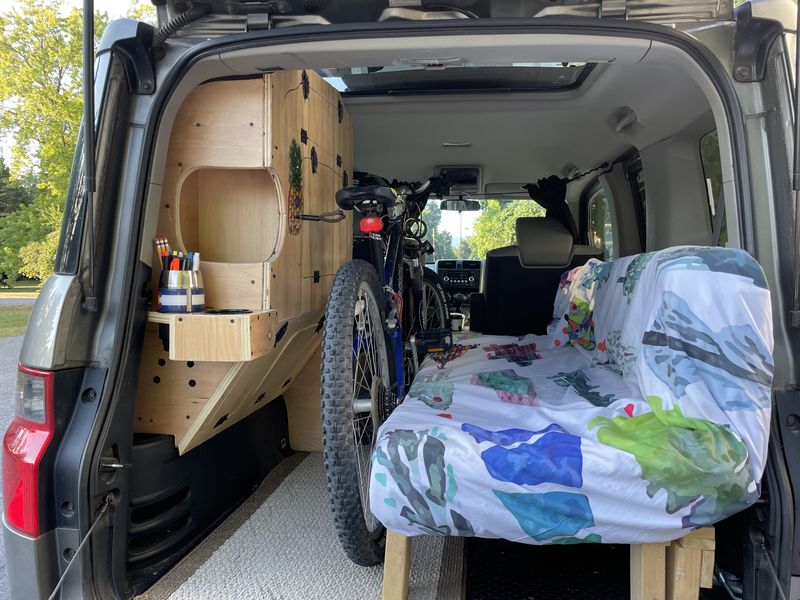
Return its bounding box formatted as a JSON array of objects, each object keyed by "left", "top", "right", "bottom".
[{"left": 353, "top": 215, "right": 412, "bottom": 397}]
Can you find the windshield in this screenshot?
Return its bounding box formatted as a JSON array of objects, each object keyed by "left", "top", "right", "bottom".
[{"left": 420, "top": 199, "right": 545, "bottom": 261}]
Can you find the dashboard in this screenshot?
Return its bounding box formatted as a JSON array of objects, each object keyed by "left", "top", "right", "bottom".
[{"left": 435, "top": 259, "right": 482, "bottom": 305}]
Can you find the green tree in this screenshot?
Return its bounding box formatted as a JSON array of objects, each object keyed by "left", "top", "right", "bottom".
[
  {"left": 127, "top": 0, "right": 157, "bottom": 24},
  {"left": 456, "top": 238, "right": 477, "bottom": 260},
  {"left": 0, "top": 0, "right": 108, "bottom": 279},
  {"left": 421, "top": 201, "right": 456, "bottom": 260},
  {"left": 433, "top": 230, "right": 456, "bottom": 260},
  {"left": 469, "top": 200, "right": 545, "bottom": 258},
  {"left": 0, "top": 160, "right": 34, "bottom": 218}
]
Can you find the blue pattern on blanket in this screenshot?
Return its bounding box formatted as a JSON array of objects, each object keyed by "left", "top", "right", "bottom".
[
  {"left": 463, "top": 423, "right": 583, "bottom": 488},
  {"left": 494, "top": 490, "right": 595, "bottom": 541},
  {"left": 655, "top": 246, "right": 768, "bottom": 288},
  {"left": 643, "top": 292, "right": 773, "bottom": 411}
]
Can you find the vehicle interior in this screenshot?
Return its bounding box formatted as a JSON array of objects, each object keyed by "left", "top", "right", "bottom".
[{"left": 103, "top": 29, "right": 767, "bottom": 599}]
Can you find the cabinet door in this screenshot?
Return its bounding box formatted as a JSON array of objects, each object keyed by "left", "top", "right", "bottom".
[
  {"left": 266, "top": 71, "right": 305, "bottom": 319},
  {"left": 170, "top": 78, "right": 264, "bottom": 169},
  {"left": 304, "top": 70, "right": 352, "bottom": 284}
]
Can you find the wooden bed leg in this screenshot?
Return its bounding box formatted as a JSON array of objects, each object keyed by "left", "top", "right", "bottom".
[
  {"left": 383, "top": 531, "right": 411, "bottom": 600},
  {"left": 666, "top": 528, "right": 715, "bottom": 600},
  {"left": 631, "top": 542, "right": 667, "bottom": 600}
]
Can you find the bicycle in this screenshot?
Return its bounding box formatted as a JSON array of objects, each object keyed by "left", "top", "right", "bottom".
[{"left": 321, "top": 172, "right": 451, "bottom": 565}]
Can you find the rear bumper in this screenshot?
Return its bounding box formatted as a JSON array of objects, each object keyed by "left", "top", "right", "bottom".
[{"left": 3, "top": 516, "right": 58, "bottom": 600}]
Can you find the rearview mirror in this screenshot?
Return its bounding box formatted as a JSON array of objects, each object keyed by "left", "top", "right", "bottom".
[{"left": 440, "top": 199, "right": 481, "bottom": 212}]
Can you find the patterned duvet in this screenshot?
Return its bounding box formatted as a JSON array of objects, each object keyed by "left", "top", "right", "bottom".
[{"left": 369, "top": 246, "right": 774, "bottom": 545}]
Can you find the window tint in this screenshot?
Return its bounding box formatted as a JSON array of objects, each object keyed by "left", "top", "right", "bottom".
[
  {"left": 630, "top": 167, "right": 646, "bottom": 250},
  {"left": 635, "top": 171, "right": 646, "bottom": 216},
  {"left": 700, "top": 130, "right": 726, "bottom": 246},
  {"left": 587, "top": 185, "right": 615, "bottom": 259}
]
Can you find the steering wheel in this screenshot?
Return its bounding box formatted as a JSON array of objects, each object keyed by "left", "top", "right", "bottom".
[{"left": 404, "top": 217, "right": 428, "bottom": 240}]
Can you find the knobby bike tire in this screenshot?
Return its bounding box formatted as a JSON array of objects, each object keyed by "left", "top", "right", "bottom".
[{"left": 321, "top": 259, "right": 393, "bottom": 566}]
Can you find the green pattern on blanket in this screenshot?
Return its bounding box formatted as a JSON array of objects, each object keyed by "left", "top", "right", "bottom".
[
  {"left": 602, "top": 329, "right": 636, "bottom": 375},
  {"left": 548, "top": 533, "right": 602, "bottom": 545},
  {"left": 548, "top": 369, "right": 615, "bottom": 407},
  {"left": 409, "top": 371, "right": 455, "bottom": 410},
  {"left": 373, "top": 428, "right": 475, "bottom": 536},
  {"left": 566, "top": 297, "right": 596, "bottom": 350},
  {"left": 472, "top": 369, "right": 537, "bottom": 405},
  {"left": 618, "top": 253, "right": 653, "bottom": 303},
  {"left": 589, "top": 396, "right": 756, "bottom": 526}
]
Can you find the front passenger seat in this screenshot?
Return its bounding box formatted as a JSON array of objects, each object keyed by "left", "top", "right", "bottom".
[{"left": 469, "top": 217, "right": 602, "bottom": 336}]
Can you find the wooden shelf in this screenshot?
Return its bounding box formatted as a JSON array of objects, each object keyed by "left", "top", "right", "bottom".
[{"left": 148, "top": 310, "right": 277, "bottom": 362}]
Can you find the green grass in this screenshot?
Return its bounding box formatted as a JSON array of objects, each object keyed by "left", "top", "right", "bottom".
[
  {"left": 0, "top": 305, "right": 33, "bottom": 338},
  {"left": 0, "top": 279, "right": 42, "bottom": 299}
]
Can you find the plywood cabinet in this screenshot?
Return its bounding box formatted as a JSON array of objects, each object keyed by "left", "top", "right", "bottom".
[{"left": 136, "top": 71, "right": 353, "bottom": 454}]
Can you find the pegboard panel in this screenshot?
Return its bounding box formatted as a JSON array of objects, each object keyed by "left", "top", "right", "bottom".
[
  {"left": 134, "top": 328, "right": 234, "bottom": 442},
  {"left": 177, "top": 313, "right": 324, "bottom": 454}
]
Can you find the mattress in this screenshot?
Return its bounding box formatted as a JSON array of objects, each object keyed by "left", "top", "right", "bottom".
[{"left": 369, "top": 246, "right": 774, "bottom": 545}]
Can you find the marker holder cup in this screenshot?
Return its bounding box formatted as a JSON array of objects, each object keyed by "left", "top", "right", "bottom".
[{"left": 158, "top": 270, "right": 205, "bottom": 313}]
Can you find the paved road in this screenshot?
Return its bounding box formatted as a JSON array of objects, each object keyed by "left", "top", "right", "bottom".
[
  {"left": 0, "top": 299, "right": 35, "bottom": 307},
  {"left": 0, "top": 335, "right": 23, "bottom": 600}
]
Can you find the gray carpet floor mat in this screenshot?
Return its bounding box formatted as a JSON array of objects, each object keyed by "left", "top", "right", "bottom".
[{"left": 140, "top": 452, "right": 461, "bottom": 600}]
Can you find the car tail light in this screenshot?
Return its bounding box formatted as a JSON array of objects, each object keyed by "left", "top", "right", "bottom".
[
  {"left": 359, "top": 216, "right": 383, "bottom": 234},
  {"left": 3, "top": 365, "right": 54, "bottom": 536}
]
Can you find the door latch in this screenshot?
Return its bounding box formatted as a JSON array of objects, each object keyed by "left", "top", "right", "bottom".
[{"left": 99, "top": 456, "right": 132, "bottom": 472}]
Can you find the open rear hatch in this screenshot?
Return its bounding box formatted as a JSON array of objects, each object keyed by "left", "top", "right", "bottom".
[{"left": 155, "top": 0, "right": 733, "bottom": 29}]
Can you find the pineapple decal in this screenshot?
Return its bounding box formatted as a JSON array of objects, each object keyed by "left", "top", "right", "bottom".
[{"left": 288, "top": 139, "right": 303, "bottom": 235}]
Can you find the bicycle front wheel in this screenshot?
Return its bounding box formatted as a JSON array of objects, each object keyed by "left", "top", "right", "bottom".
[
  {"left": 418, "top": 266, "right": 449, "bottom": 331},
  {"left": 321, "top": 259, "right": 394, "bottom": 566}
]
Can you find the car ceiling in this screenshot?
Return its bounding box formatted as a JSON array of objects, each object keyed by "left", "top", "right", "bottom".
[{"left": 347, "top": 61, "right": 713, "bottom": 188}]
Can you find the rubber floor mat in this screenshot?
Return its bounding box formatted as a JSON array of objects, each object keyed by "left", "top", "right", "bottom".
[
  {"left": 465, "top": 538, "right": 630, "bottom": 600},
  {"left": 465, "top": 538, "right": 733, "bottom": 599}
]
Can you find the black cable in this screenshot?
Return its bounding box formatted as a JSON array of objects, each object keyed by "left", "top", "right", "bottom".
[
  {"left": 151, "top": 2, "right": 211, "bottom": 60},
  {"left": 47, "top": 495, "right": 114, "bottom": 600}
]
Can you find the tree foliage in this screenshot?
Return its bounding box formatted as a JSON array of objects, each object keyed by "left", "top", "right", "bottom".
[
  {"left": 421, "top": 201, "right": 457, "bottom": 260},
  {"left": 0, "top": 0, "right": 108, "bottom": 280},
  {"left": 468, "top": 200, "right": 545, "bottom": 258},
  {"left": 0, "top": 160, "right": 33, "bottom": 219}
]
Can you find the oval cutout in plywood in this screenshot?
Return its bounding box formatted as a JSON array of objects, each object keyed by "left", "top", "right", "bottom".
[{"left": 176, "top": 167, "right": 281, "bottom": 263}]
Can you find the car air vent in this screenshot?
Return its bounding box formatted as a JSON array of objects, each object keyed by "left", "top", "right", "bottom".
[
  {"left": 462, "top": 260, "right": 481, "bottom": 269},
  {"left": 438, "top": 260, "right": 457, "bottom": 269}
]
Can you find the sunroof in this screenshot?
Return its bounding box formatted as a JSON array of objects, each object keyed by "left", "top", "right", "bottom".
[{"left": 318, "top": 63, "right": 593, "bottom": 95}]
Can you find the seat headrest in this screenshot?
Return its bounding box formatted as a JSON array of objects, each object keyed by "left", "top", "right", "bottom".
[{"left": 516, "top": 217, "right": 574, "bottom": 267}]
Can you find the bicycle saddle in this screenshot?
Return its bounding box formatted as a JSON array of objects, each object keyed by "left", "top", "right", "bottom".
[{"left": 335, "top": 185, "right": 398, "bottom": 210}]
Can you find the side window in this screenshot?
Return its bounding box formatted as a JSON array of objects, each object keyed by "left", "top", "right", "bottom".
[
  {"left": 586, "top": 184, "right": 615, "bottom": 260},
  {"left": 700, "top": 130, "right": 726, "bottom": 246},
  {"left": 628, "top": 165, "right": 646, "bottom": 251}
]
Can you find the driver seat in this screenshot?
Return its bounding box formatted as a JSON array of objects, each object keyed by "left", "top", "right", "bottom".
[{"left": 469, "top": 217, "right": 602, "bottom": 335}]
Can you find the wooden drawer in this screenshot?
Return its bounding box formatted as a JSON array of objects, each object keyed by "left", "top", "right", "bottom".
[{"left": 148, "top": 310, "right": 277, "bottom": 362}]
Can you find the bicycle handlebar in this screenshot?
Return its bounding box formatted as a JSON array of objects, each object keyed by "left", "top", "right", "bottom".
[{"left": 413, "top": 179, "right": 432, "bottom": 195}]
